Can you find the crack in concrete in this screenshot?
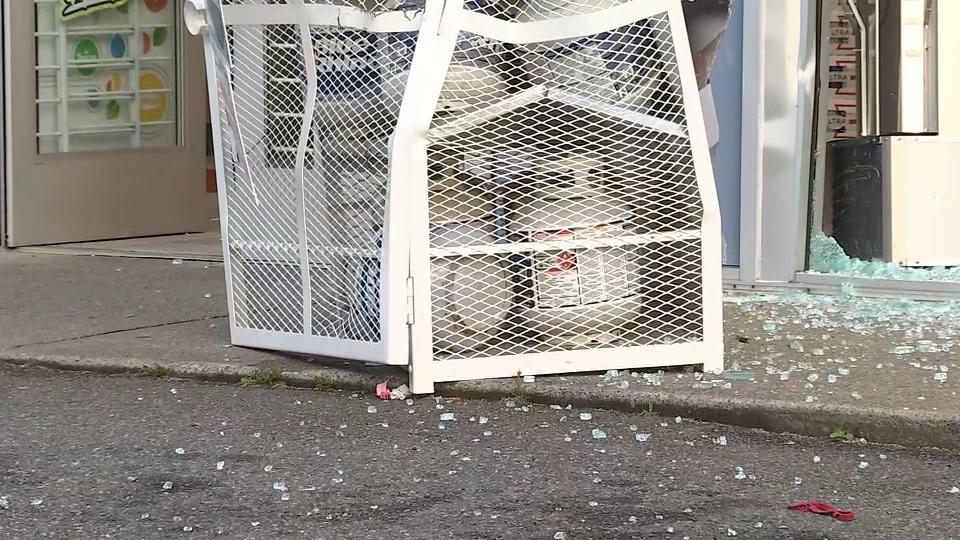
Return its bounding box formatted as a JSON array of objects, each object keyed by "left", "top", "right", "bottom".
[{"left": 10, "top": 315, "right": 229, "bottom": 349}]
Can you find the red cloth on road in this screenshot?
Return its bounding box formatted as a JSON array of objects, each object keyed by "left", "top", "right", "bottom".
[{"left": 788, "top": 501, "right": 856, "bottom": 522}]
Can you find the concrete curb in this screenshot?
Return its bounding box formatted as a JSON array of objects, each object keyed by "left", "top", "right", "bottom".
[{"left": 4, "top": 353, "right": 959, "bottom": 450}]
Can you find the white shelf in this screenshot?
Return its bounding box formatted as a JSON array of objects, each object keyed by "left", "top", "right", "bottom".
[{"left": 429, "top": 229, "right": 701, "bottom": 258}]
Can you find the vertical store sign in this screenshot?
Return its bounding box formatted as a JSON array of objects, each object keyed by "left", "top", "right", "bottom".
[{"left": 60, "top": 0, "right": 129, "bottom": 21}]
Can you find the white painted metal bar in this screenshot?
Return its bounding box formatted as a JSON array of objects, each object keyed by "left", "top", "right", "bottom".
[
  {"left": 222, "top": 4, "right": 423, "bottom": 32},
  {"left": 293, "top": 0, "right": 318, "bottom": 338},
  {"left": 395, "top": 0, "right": 465, "bottom": 392},
  {"left": 429, "top": 230, "right": 702, "bottom": 258},
  {"left": 845, "top": 0, "right": 870, "bottom": 136},
  {"left": 551, "top": 90, "right": 688, "bottom": 137},
  {"left": 665, "top": 0, "right": 723, "bottom": 374},
  {"left": 431, "top": 342, "right": 712, "bottom": 382},
  {"left": 429, "top": 85, "right": 687, "bottom": 141},
  {"left": 199, "top": 10, "right": 240, "bottom": 351},
  {"left": 232, "top": 327, "right": 385, "bottom": 362},
  {"left": 457, "top": 0, "right": 678, "bottom": 44}
]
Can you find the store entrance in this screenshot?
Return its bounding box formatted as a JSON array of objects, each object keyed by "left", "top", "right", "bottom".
[{"left": 3, "top": 0, "right": 210, "bottom": 248}]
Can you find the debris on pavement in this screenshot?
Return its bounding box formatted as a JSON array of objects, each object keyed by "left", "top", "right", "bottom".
[
  {"left": 376, "top": 382, "right": 410, "bottom": 400},
  {"left": 0, "top": 496, "right": 8, "bottom": 510},
  {"left": 642, "top": 372, "right": 663, "bottom": 386},
  {"left": 723, "top": 370, "right": 754, "bottom": 381},
  {"left": 787, "top": 501, "right": 856, "bottom": 522},
  {"left": 390, "top": 385, "right": 409, "bottom": 400}
]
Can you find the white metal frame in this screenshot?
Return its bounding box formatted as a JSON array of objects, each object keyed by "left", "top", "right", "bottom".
[
  {"left": 192, "top": 0, "right": 417, "bottom": 365},
  {"left": 737, "top": 0, "right": 816, "bottom": 284},
  {"left": 403, "top": 0, "right": 724, "bottom": 392},
  {"left": 191, "top": 0, "right": 724, "bottom": 392}
]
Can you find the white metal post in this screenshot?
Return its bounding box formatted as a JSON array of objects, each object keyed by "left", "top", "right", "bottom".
[
  {"left": 737, "top": 0, "right": 812, "bottom": 284},
  {"left": 666, "top": 2, "right": 724, "bottom": 374},
  {"left": 394, "top": 0, "right": 465, "bottom": 394},
  {"left": 189, "top": 0, "right": 239, "bottom": 345}
]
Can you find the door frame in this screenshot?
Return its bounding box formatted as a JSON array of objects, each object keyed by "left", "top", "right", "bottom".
[
  {"left": 0, "top": 0, "right": 6, "bottom": 248},
  {"left": 737, "top": 0, "right": 817, "bottom": 284}
]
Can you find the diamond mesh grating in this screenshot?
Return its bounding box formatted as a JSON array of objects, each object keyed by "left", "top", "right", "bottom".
[
  {"left": 213, "top": 19, "right": 415, "bottom": 341},
  {"left": 303, "top": 28, "right": 416, "bottom": 340},
  {"left": 219, "top": 24, "right": 305, "bottom": 334},
  {"left": 425, "top": 14, "right": 706, "bottom": 359}
]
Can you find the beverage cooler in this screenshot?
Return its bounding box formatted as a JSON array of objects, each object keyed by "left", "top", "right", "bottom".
[{"left": 184, "top": 0, "right": 723, "bottom": 393}]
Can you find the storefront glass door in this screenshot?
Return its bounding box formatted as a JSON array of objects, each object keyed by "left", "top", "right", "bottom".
[{"left": 4, "top": 0, "right": 207, "bottom": 246}]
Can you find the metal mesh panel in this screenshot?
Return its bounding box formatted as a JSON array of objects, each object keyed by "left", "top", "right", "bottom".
[
  {"left": 214, "top": 13, "right": 415, "bottom": 342},
  {"left": 304, "top": 28, "right": 415, "bottom": 340},
  {"left": 425, "top": 14, "right": 705, "bottom": 359},
  {"left": 217, "top": 24, "right": 305, "bottom": 333}
]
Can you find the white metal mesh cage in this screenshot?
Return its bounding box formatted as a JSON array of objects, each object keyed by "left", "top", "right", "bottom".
[
  {"left": 194, "top": 0, "right": 722, "bottom": 391},
  {"left": 424, "top": 17, "right": 704, "bottom": 361}
]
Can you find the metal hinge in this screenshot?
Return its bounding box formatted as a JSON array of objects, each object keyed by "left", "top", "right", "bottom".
[{"left": 405, "top": 276, "right": 415, "bottom": 325}]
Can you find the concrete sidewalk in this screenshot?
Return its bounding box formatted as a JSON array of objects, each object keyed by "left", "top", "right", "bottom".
[{"left": 2, "top": 249, "right": 958, "bottom": 448}]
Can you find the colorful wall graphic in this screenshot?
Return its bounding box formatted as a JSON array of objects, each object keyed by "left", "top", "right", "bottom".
[
  {"left": 37, "top": 0, "right": 177, "bottom": 153},
  {"left": 60, "top": 0, "right": 129, "bottom": 22}
]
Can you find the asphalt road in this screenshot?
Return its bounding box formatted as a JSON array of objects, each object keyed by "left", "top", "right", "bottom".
[{"left": 1, "top": 365, "right": 959, "bottom": 539}]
